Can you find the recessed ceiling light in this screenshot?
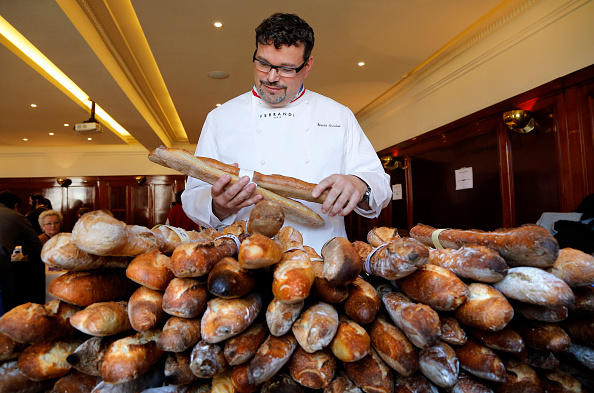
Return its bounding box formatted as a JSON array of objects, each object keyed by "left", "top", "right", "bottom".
[
  {"left": 87, "top": 137, "right": 92, "bottom": 141},
  {"left": 208, "top": 71, "right": 230, "bottom": 79},
  {"left": 216, "top": 103, "right": 221, "bottom": 107},
  {"left": 214, "top": 21, "right": 223, "bottom": 28},
  {"left": 358, "top": 62, "right": 365, "bottom": 67},
  {"left": 23, "top": 138, "right": 28, "bottom": 141},
  {"left": 64, "top": 124, "right": 69, "bottom": 127},
  {"left": 49, "top": 132, "right": 54, "bottom": 136},
  {"left": 30, "top": 104, "right": 37, "bottom": 107}
]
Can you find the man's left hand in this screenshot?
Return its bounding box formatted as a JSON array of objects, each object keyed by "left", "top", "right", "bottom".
[{"left": 312, "top": 175, "right": 369, "bottom": 217}]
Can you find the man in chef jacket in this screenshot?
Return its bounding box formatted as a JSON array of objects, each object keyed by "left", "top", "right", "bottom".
[{"left": 183, "top": 12, "right": 391, "bottom": 253}]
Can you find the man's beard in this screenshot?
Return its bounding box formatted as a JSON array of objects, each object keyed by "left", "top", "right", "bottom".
[{"left": 258, "top": 81, "right": 287, "bottom": 105}]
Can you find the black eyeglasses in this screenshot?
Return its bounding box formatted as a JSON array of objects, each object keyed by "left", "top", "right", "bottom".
[{"left": 252, "top": 53, "right": 308, "bottom": 77}]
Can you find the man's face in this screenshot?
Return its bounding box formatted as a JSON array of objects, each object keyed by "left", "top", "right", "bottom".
[{"left": 253, "top": 43, "right": 312, "bottom": 107}]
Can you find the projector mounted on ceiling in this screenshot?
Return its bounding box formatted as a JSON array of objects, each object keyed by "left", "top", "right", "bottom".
[{"left": 74, "top": 100, "right": 103, "bottom": 135}]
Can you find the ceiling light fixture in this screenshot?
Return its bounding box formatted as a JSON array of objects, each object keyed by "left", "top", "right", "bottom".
[
  {"left": 30, "top": 104, "right": 37, "bottom": 107},
  {"left": 0, "top": 15, "right": 130, "bottom": 139},
  {"left": 358, "top": 62, "right": 365, "bottom": 66},
  {"left": 23, "top": 138, "right": 28, "bottom": 141},
  {"left": 49, "top": 132, "right": 54, "bottom": 136},
  {"left": 214, "top": 21, "right": 223, "bottom": 28}
]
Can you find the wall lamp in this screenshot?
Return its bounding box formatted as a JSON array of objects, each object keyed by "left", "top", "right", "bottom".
[
  {"left": 380, "top": 154, "right": 406, "bottom": 170},
  {"left": 134, "top": 176, "right": 147, "bottom": 185},
  {"left": 57, "top": 178, "right": 72, "bottom": 187},
  {"left": 503, "top": 109, "right": 534, "bottom": 133}
]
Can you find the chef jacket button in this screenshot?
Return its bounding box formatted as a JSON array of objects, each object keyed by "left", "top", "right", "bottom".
[
  {"left": 256, "top": 129, "right": 262, "bottom": 133},
  {"left": 304, "top": 127, "right": 309, "bottom": 132},
  {"left": 305, "top": 159, "right": 310, "bottom": 164},
  {"left": 260, "top": 160, "right": 265, "bottom": 165}
]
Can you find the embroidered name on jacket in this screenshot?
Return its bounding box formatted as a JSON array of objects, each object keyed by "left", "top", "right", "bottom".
[
  {"left": 260, "top": 112, "right": 294, "bottom": 119},
  {"left": 317, "top": 123, "right": 341, "bottom": 128}
]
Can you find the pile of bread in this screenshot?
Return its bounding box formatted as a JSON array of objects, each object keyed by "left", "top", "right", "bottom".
[{"left": 1, "top": 202, "right": 594, "bottom": 393}]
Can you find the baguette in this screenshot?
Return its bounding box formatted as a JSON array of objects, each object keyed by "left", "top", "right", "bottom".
[
  {"left": 52, "top": 369, "right": 101, "bottom": 392},
  {"left": 343, "top": 348, "right": 394, "bottom": 393},
  {"left": 231, "top": 362, "right": 260, "bottom": 393},
  {"left": 450, "top": 370, "right": 496, "bottom": 393},
  {"left": 201, "top": 293, "right": 262, "bottom": 343},
  {"left": 288, "top": 347, "right": 337, "bottom": 389},
  {"left": 41, "top": 232, "right": 129, "bottom": 271},
  {"left": 292, "top": 302, "right": 339, "bottom": 353},
  {"left": 128, "top": 286, "right": 165, "bottom": 332},
  {"left": 366, "top": 226, "right": 400, "bottom": 248},
  {"left": 48, "top": 269, "right": 138, "bottom": 307},
  {"left": 247, "top": 332, "right": 298, "bottom": 384},
  {"left": 148, "top": 146, "right": 325, "bottom": 227},
  {"left": 455, "top": 339, "right": 506, "bottom": 382},
  {"left": 237, "top": 234, "right": 283, "bottom": 269},
  {"left": 152, "top": 225, "right": 218, "bottom": 254},
  {"left": 309, "top": 259, "right": 350, "bottom": 304},
  {"left": 519, "top": 347, "right": 560, "bottom": 370},
  {"left": 363, "top": 237, "right": 429, "bottom": 280},
  {"left": 343, "top": 276, "right": 381, "bottom": 325},
  {"left": 570, "top": 285, "right": 594, "bottom": 315},
  {"left": 17, "top": 335, "right": 86, "bottom": 381},
  {"left": 272, "top": 249, "right": 314, "bottom": 304},
  {"left": 321, "top": 237, "right": 362, "bottom": 286},
  {"left": 224, "top": 321, "right": 268, "bottom": 366},
  {"left": 0, "top": 359, "right": 54, "bottom": 393},
  {"left": 207, "top": 256, "right": 256, "bottom": 298},
  {"left": 541, "top": 370, "right": 583, "bottom": 392},
  {"left": 247, "top": 200, "right": 285, "bottom": 238},
  {"left": 72, "top": 210, "right": 160, "bottom": 257},
  {"left": 439, "top": 315, "right": 467, "bottom": 346},
  {"left": 126, "top": 249, "right": 174, "bottom": 291},
  {"left": 418, "top": 342, "right": 459, "bottom": 388},
  {"left": 259, "top": 371, "right": 303, "bottom": 393},
  {"left": 393, "top": 374, "right": 439, "bottom": 393},
  {"left": 162, "top": 277, "right": 208, "bottom": 318},
  {"left": 428, "top": 245, "right": 508, "bottom": 283},
  {"left": 157, "top": 316, "right": 201, "bottom": 353},
  {"left": 189, "top": 339, "right": 227, "bottom": 378},
  {"left": 163, "top": 351, "right": 197, "bottom": 386},
  {"left": 0, "top": 302, "right": 76, "bottom": 344},
  {"left": 410, "top": 223, "right": 559, "bottom": 267},
  {"left": 496, "top": 359, "right": 542, "bottom": 393},
  {"left": 66, "top": 336, "right": 114, "bottom": 377},
  {"left": 454, "top": 283, "right": 513, "bottom": 331},
  {"left": 329, "top": 316, "right": 370, "bottom": 363},
  {"left": 561, "top": 316, "right": 594, "bottom": 346},
  {"left": 368, "top": 312, "right": 418, "bottom": 377},
  {"left": 514, "top": 320, "right": 571, "bottom": 352},
  {"left": 266, "top": 298, "right": 304, "bottom": 337},
  {"left": 511, "top": 300, "right": 568, "bottom": 322},
  {"left": 467, "top": 326, "right": 524, "bottom": 353},
  {"left": 0, "top": 333, "right": 26, "bottom": 361},
  {"left": 69, "top": 301, "right": 132, "bottom": 336},
  {"left": 547, "top": 247, "right": 594, "bottom": 287},
  {"left": 323, "top": 368, "right": 363, "bottom": 393}
]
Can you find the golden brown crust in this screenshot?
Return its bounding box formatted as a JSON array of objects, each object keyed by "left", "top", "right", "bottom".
[
  {"left": 428, "top": 245, "right": 508, "bottom": 283},
  {"left": 515, "top": 320, "right": 571, "bottom": 352},
  {"left": 410, "top": 223, "right": 559, "bottom": 267},
  {"left": 292, "top": 302, "right": 339, "bottom": 353},
  {"left": 367, "top": 227, "right": 400, "bottom": 248},
  {"left": 542, "top": 370, "right": 583, "bottom": 392},
  {"left": 343, "top": 348, "right": 394, "bottom": 393},
  {"left": 189, "top": 339, "right": 227, "bottom": 379},
  {"left": 310, "top": 259, "right": 350, "bottom": 304},
  {"left": 288, "top": 347, "right": 337, "bottom": 389},
  {"left": 148, "top": 146, "right": 325, "bottom": 227},
  {"left": 0, "top": 359, "right": 55, "bottom": 393},
  {"left": 238, "top": 234, "right": 283, "bottom": 269},
  {"left": 69, "top": 301, "right": 131, "bottom": 336},
  {"left": 321, "top": 237, "right": 362, "bottom": 286},
  {"left": 224, "top": 321, "right": 268, "bottom": 366},
  {"left": 128, "top": 286, "right": 165, "bottom": 332},
  {"left": 266, "top": 298, "right": 304, "bottom": 337},
  {"left": 231, "top": 362, "right": 260, "bottom": 393},
  {"left": 17, "top": 336, "right": 85, "bottom": 381},
  {"left": 0, "top": 332, "right": 26, "bottom": 361},
  {"left": 343, "top": 276, "right": 381, "bottom": 325},
  {"left": 418, "top": 342, "right": 459, "bottom": 388},
  {"left": 52, "top": 370, "right": 101, "bottom": 392},
  {"left": 162, "top": 277, "right": 208, "bottom": 318},
  {"left": 369, "top": 313, "right": 418, "bottom": 377},
  {"left": 272, "top": 249, "right": 315, "bottom": 304},
  {"left": 454, "top": 283, "right": 514, "bottom": 331},
  {"left": 439, "top": 315, "right": 467, "bottom": 346},
  {"left": 455, "top": 339, "right": 507, "bottom": 382},
  {"left": 547, "top": 247, "right": 594, "bottom": 287},
  {"left": 467, "top": 326, "right": 525, "bottom": 353},
  {"left": 247, "top": 332, "right": 298, "bottom": 384},
  {"left": 126, "top": 249, "right": 174, "bottom": 291},
  {"left": 365, "top": 237, "right": 429, "bottom": 280},
  {"left": 170, "top": 238, "right": 239, "bottom": 278},
  {"left": 201, "top": 293, "right": 262, "bottom": 344},
  {"left": 397, "top": 264, "right": 469, "bottom": 311},
  {"left": 0, "top": 302, "right": 61, "bottom": 344},
  {"left": 247, "top": 200, "right": 285, "bottom": 238},
  {"left": 496, "top": 360, "right": 542, "bottom": 393},
  {"left": 157, "top": 316, "right": 201, "bottom": 353},
  {"left": 48, "top": 269, "right": 138, "bottom": 307},
  {"left": 329, "top": 316, "right": 370, "bottom": 363}
]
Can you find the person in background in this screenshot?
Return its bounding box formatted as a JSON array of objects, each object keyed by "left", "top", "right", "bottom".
[
  {"left": 26, "top": 194, "right": 48, "bottom": 235},
  {"left": 38, "top": 209, "right": 63, "bottom": 246},
  {"left": 76, "top": 206, "right": 92, "bottom": 220},
  {"left": 166, "top": 189, "right": 203, "bottom": 231},
  {"left": 0, "top": 190, "right": 43, "bottom": 315},
  {"left": 183, "top": 13, "right": 391, "bottom": 253}
]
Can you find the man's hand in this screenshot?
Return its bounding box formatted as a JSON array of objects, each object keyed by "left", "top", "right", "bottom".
[
  {"left": 312, "top": 174, "right": 369, "bottom": 217},
  {"left": 211, "top": 174, "right": 263, "bottom": 220}
]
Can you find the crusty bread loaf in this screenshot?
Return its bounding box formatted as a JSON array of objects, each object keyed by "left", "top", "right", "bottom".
[
  {"left": 247, "top": 332, "right": 298, "bottom": 384},
  {"left": 162, "top": 277, "right": 208, "bottom": 318},
  {"left": 72, "top": 210, "right": 160, "bottom": 256},
  {"left": 259, "top": 371, "right": 303, "bottom": 393},
  {"left": 364, "top": 237, "right": 429, "bottom": 280},
  {"left": 492, "top": 267, "right": 575, "bottom": 307},
  {"left": 189, "top": 339, "right": 227, "bottom": 378},
  {"left": 69, "top": 301, "right": 132, "bottom": 336},
  {"left": 208, "top": 256, "right": 256, "bottom": 298},
  {"left": 393, "top": 373, "right": 439, "bottom": 393},
  {"left": 321, "top": 237, "right": 362, "bottom": 286},
  {"left": 439, "top": 315, "right": 467, "bottom": 346},
  {"left": 148, "top": 146, "right": 325, "bottom": 227},
  {"left": 561, "top": 316, "right": 594, "bottom": 346},
  {"left": 224, "top": 321, "right": 268, "bottom": 366},
  {"left": 231, "top": 362, "right": 260, "bottom": 393},
  {"left": 48, "top": 268, "right": 138, "bottom": 306},
  {"left": 157, "top": 316, "right": 202, "bottom": 353},
  {"left": 324, "top": 368, "right": 363, "bottom": 393},
  {"left": 367, "top": 226, "right": 400, "bottom": 248},
  {"left": 418, "top": 342, "right": 459, "bottom": 388},
  {"left": 93, "top": 357, "right": 166, "bottom": 392},
  {"left": 66, "top": 335, "right": 114, "bottom": 377},
  {"left": 547, "top": 247, "right": 594, "bottom": 287},
  {"left": 292, "top": 302, "right": 339, "bottom": 353},
  {"left": 343, "top": 276, "right": 381, "bottom": 325},
  {"left": 329, "top": 316, "right": 370, "bottom": 363},
  {"left": 41, "top": 232, "right": 129, "bottom": 271},
  {"left": 0, "top": 359, "right": 54, "bottom": 393},
  {"left": 272, "top": 249, "right": 314, "bottom": 304},
  {"left": 343, "top": 348, "right": 394, "bottom": 393},
  {"left": 378, "top": 285, "right": 441, "bottom": 349},
  {"left": 17, "top": 335, "right": 86, "bottom": 381},
  {"left": 410, "top": 223, "right": 559, "bottom": 267},
  {"left": 0, "top": 302, "right": 63, "bottom": 344},
  {"left": 519, "top": 347, "right": 560, "bottom": 371},
  {"left": 511, "top": 300, "right": 568, "bottom": 322},
  {"left": 126, "top": 248, "right": 174, "bottom": 291},
  {"left": 454, "top": 283, "right": 514, "bottom": 331},
  {"left": 288, "top": 347, "right": 337, "bottom": 389},
  {"left": 0, "top": 332, "right": 26, "bottom": 361},
  {"left": 541, "top": 370, "right": 583, "bottom": 393},
  {"left": 266, "top": 298, "right": 304, "bottom": 337},
  {"left": 128, "top": 286, "right": 165, "bottom": 332},
  {"left": 515, "top": 320, "right": 571, "bottom": 352},
  {"left": 201, "top": 293, "right": 262, "bottom": 344},
  {"left": 51, "top": 369, "right": 101, "bottom": 393},
  {"left": 429, "top": 245, "right": 508, "bottom": 283},
  {"left": 309, "top": 259, "right": 349, "bottom": 304},
  {"left": 247, "top": 200, "right": 285, "bottom": 238},
  {"left": 100, "top": 329, "right": 164, "bottom": 384},
  {"left": 368, "top": 312, "right": 418, "bottom": 377},
  {"left": 467, "top": 326, "right": 525, "bottom": 354},
  {"left": 496, "top": 359, "right": 542, "bottom": 393},
  {"left": 238, "top": 234, "right": 283, "bottom": 269},
  {"left": 274, "top": 226, "right": 304, "bottom": 251},
  {"left": 396, "top": 264, "right": 469, "bottom": 311},
  {"left": 449, "top": 370, "right": 495, "bottom": 393},
  {"left": 152, "top": 225, "right": 218, "bottom": 254},
  {"left": 455, "top": 339, "right": 506, "bottom": 382},
  {"left": 164, "top": 351, "right": 198, "bottom": 386},
  {"left": 570, "top": 285, "right": 594, "bottom": 315}
]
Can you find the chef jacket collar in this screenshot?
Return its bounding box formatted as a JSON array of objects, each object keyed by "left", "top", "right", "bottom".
[{"left": 252, "top": 84, "right": 306, "bottom": 104}]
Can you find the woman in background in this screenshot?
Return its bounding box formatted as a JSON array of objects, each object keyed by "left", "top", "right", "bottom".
[{"left": 38, "top": 210, "right": 63, "bottom": 246}]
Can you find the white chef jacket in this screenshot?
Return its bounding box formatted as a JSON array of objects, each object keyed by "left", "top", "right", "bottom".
[{"left": 183, "top": 86, "right": 391, "bottom": 253}]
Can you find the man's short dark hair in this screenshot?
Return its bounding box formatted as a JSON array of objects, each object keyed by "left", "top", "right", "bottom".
[
  {"left": 0, "top": 190, "right": 22, "bottom": 210},
  {"left": 30, "top": 194, "right": 45, "bottom": 207},
  {"left": 255, "top": 13, "right": 314, "bottom": 61}
]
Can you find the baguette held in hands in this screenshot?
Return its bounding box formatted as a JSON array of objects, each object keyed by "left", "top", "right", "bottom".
[{"left": 148, "top": 145, "right": 325, "bottom": 227}]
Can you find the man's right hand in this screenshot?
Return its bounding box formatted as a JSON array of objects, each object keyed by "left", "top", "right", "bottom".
[{"left": 211, "top": 174, "right": 263, "bottom": 220}]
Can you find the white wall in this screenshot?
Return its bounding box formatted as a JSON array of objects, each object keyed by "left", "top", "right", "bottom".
[{"left": 357, "top": 0, "right": 594, "bottom": 151}]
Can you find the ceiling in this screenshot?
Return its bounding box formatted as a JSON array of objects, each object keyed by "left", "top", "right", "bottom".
[{"left": 0, "top": 0, "right": 504, "bottom": 152}]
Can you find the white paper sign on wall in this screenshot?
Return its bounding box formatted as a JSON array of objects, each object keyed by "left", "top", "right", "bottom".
[
  {"left": 392, "top": 184, "right": 402, "bottom": 200},
  {"left": 455, "top": 167, "right": 473, "bottom": 190}
]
